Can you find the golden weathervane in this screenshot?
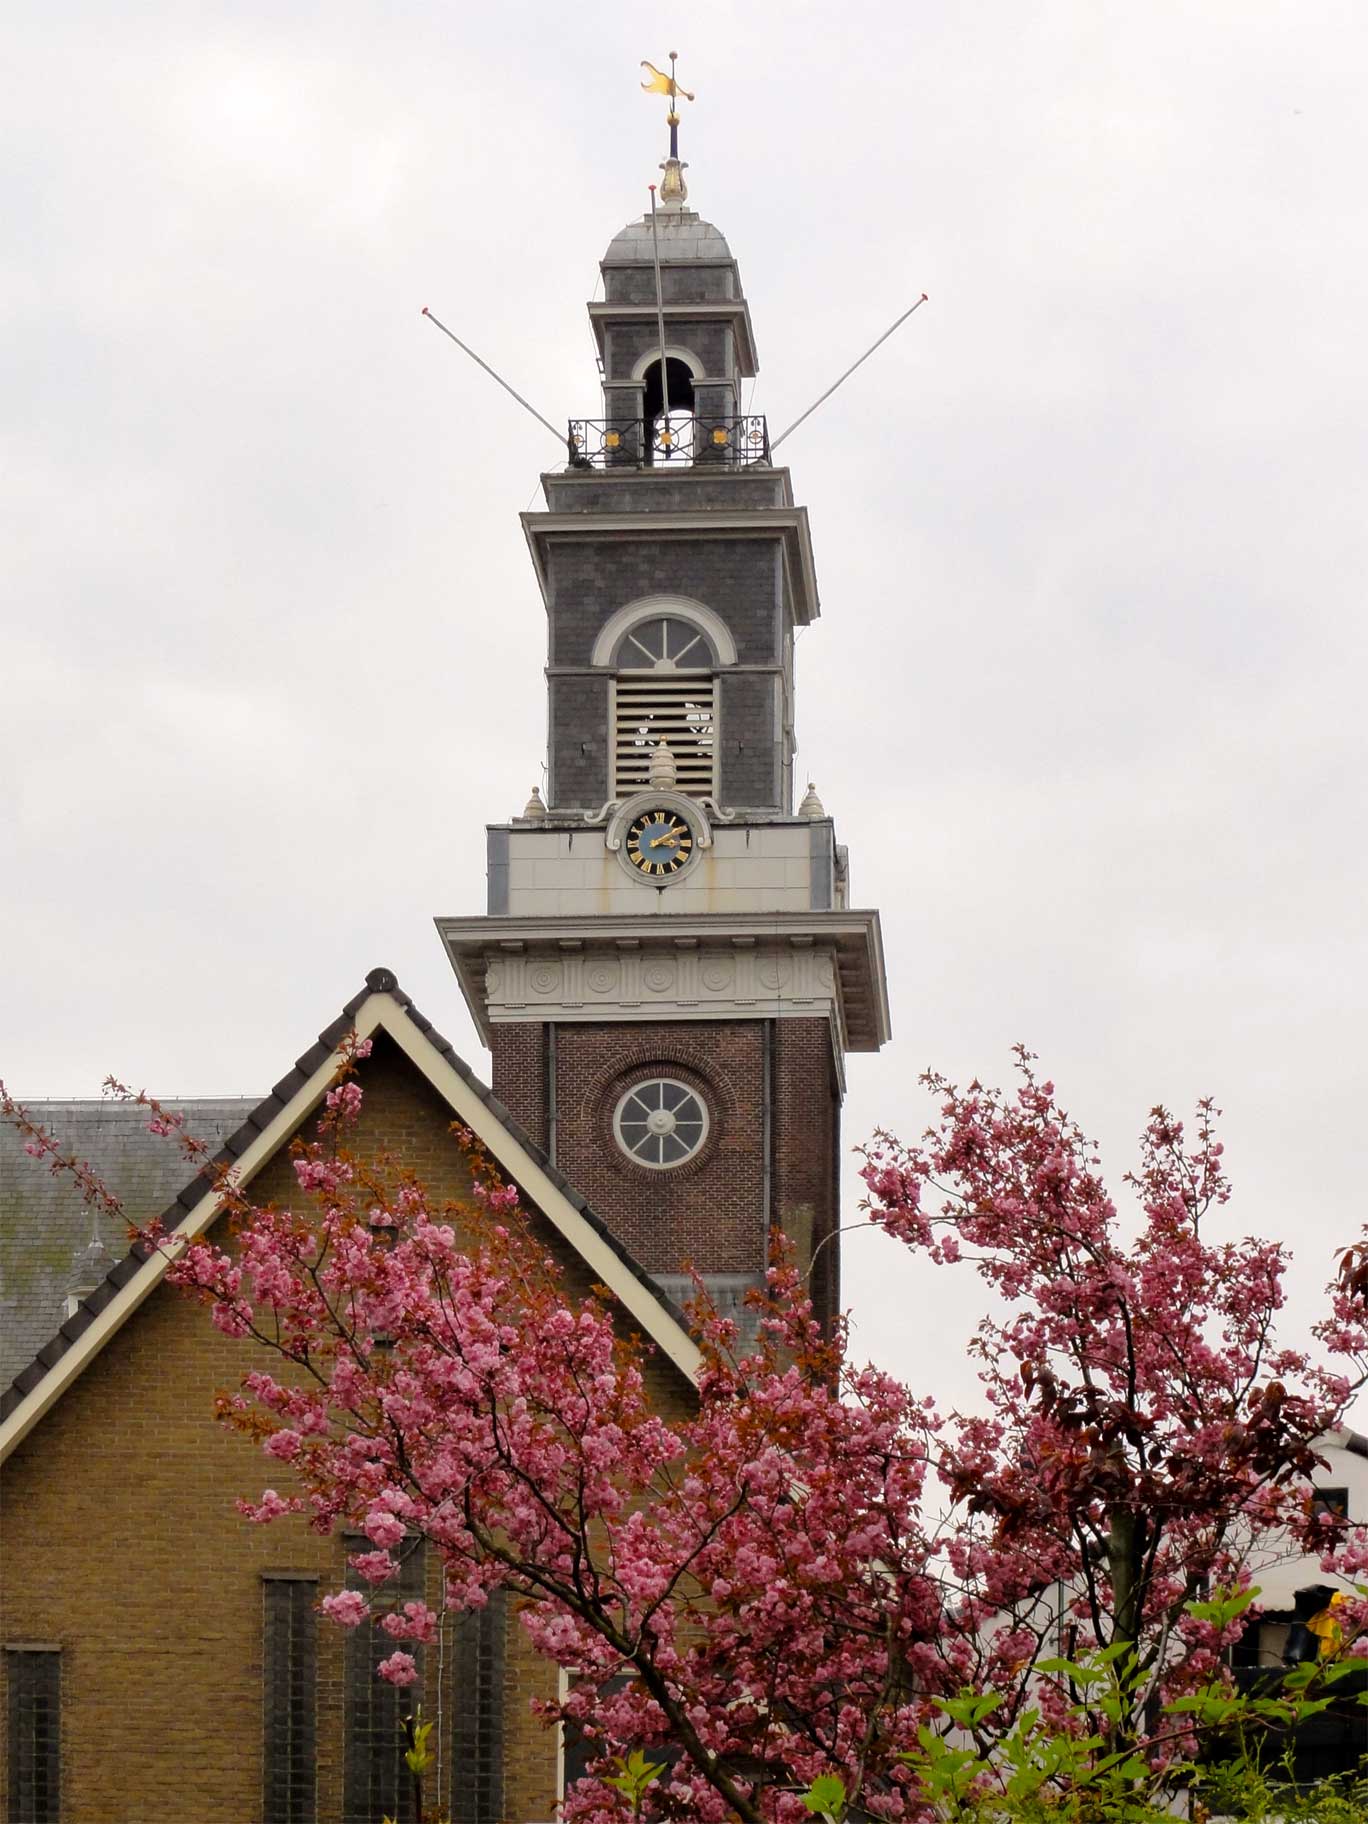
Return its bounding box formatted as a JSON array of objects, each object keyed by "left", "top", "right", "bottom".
[{"left": 641, "top": 52, "right": 694, "bottom": 203}]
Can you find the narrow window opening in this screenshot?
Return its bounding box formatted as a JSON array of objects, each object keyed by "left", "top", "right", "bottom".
[
  {"left": 1312, "top": 1486, "right": 1350, "bottom": 1520},
  {"left": 450, "top": 1591, "right": 507, "bottom": 1824},
  {"left": 344, "top": 1542, "right": 427, "bottom": 1824},
  {"left": 5, "top": 1647, "right": 60, "bottom": 1824},
  {"left": 263, "top": 1577, "right": 318, "bottom": 1824}
]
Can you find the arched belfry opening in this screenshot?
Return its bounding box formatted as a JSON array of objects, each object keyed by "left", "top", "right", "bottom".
[
  {"left": 642, "top": 357, "right": 696, "bottom": 424},
  {"left": 641, "top": 357, "right": 697, "bottom": 463}
]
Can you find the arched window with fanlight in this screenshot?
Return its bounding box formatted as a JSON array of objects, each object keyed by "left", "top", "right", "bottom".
[
  {"left": 591, "top": 596, "right": 736, "bottom": 804},
  {"left": 610, "top": 613, "right": 718, "bottom": 799}
]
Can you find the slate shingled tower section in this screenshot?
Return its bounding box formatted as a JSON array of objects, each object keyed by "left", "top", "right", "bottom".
[{"left": 437, "top": 191, "right": 891, "bottom": 1333}]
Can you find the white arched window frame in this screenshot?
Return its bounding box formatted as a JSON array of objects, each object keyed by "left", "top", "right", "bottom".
[
  {"left": 591, "top": 596, "right": 737, "bottom": 669},
  {"left": 629, "top": 345, "right": 706, "bottom": 385},
  {"left": 594, "top": 596, "right": 733, "bottom": 802}
]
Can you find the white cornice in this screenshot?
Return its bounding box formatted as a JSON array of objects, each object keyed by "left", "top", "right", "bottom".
[{"left": 435, "top": 910, "right": 891, "bottom": 1059}]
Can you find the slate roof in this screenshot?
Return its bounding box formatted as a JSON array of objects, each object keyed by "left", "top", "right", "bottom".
[
  {"left": 603, "top": 211, "right": 734, "bottom": 265},
  {"left": 0, "top": 1096, "right": 257, "bottom": 1392},
  {"left": 1, "top": 967, "right": 694, "bottom": 1428}
]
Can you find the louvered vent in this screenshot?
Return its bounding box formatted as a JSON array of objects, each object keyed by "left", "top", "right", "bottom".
[{"left": 614, "top": 675, "right": 716, "bottom": 797}]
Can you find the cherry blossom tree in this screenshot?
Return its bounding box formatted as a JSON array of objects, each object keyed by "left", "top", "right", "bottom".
[
  {"left": 5, "top": 1044, "right": 1367, "bottom": 1821},
  {"left": 859, "top": 1049, "right": 1368, "bottom": 1755}
]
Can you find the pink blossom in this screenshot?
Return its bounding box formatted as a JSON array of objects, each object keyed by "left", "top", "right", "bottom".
[
  {"left": 349, "top": 1550, "right": 398, "bottom": 1585},
  {"left": 324, "top": 1079, "right": 363, "bottom": 1123},
  {"left": 320, "top": 1590, "right": 369, "bottom": 1628},
  {"left": 375, "top": 1650, "right": 419, "bottom": 1687},
  {"left": 380, "top": 1601, "right": 439, "bottom": 1645},
  {"left": 237, "top": 1488, "right": 301, "bottom": 1524},
  {"left": 363, "top": 1508, "right": 407, "bottom": 1549}
]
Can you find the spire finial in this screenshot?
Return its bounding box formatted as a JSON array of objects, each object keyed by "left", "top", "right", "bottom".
[
  {"left": 641, "top": 52, "right": 694, "bottom": 204},
  {"left": 521, "top": 785, "right": 548, "bottom": 820},
  {"left": 798, "top": 781, "right": 827, "bottom": 819}
]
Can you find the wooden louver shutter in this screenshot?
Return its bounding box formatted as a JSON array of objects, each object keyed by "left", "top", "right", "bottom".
[{"left": 613, "top": 675, "right": 716, "bottom": 798}]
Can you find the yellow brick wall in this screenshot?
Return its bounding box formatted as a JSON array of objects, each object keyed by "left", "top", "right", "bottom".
[{"left": 1, "top": 1033, "right": 695, "bottom": 1822}]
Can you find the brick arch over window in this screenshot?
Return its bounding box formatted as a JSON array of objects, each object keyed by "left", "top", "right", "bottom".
[
  {"left": 572, "top": 1032, "right": 740, "bottom": 1139},
  {"left": 595, "top": 1057, "right": 727, "bottom": 1185}
]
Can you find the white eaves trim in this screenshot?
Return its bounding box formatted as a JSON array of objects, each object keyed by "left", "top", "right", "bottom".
[
  {"left": 374, "top": 997, "right": 703, "bottom": 1386},
  {"left": 0, "top": 988, "right": 702, "bottom": 1464}
]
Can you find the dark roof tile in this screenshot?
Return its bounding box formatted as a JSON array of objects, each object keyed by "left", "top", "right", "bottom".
[
  {"left": 176, "top": 1173, "right": 212, "bottom": 1211},
  {"left": 59, "top": 1310, "right": 93, "bottom": 1345},
  {"left": 293, "top": 1040, "right": 333, "bottom": 1078}
]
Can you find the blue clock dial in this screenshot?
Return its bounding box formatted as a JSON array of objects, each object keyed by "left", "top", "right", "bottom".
[{"left": 625, "top": 808, "right": 694, "bottom": 877}]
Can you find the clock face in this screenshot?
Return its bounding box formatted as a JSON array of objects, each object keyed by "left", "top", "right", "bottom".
[{"left": 624, "top": 806, "right": 694, "bottom": 878}]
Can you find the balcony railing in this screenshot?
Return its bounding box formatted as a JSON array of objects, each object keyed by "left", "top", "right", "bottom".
[{"left": 566, "top": 415, "right": 771, "bottom": 470}]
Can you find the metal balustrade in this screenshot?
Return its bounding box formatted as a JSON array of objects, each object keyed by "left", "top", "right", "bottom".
[{"left": 566, "top": 415, "right": 771, "bottom": 469}]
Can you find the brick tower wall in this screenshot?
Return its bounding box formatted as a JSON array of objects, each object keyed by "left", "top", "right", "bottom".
[{"left": 491, "top": 1017, "right": 841, "bottom": 1326}]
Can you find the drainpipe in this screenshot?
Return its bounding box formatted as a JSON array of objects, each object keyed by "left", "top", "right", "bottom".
[
  {"left": 762, "top": 1019, "right": 774, "bottom": 1247},
  {"left": 546, "top": 1021, "right": 558, "bottom": 1166}
]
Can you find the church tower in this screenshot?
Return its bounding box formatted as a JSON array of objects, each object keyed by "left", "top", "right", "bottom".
[{"left": 437, "top": 158, "right": 889, "bottom": 1331}]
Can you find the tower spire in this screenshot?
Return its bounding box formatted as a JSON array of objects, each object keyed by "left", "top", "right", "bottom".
[{"left": 640, "top": 52, "right": 694, "bottom": 205}]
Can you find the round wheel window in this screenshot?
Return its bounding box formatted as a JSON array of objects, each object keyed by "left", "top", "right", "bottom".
[{"left": 613, "top": 1078, "right": 709, "bottom": 1169}]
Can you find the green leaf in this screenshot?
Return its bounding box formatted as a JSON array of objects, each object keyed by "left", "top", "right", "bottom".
[
  {"left": 799, "top": 1773, "right": 847, "bottom": 1818},
  {"left": 603, "top": 1749, "right": 666, "bottom": 1808},
  {"left": 935, "top": 1690, "right": 1004, "bottom": 1727},
  {"left": 1035, "top": 1655, "right": 1091, "bottom": 1680},
  {"left": 1185, "top": 1585, "right": 1259, "bottom": 1625},
  {"left": 1034, "top": 1655, "right": 1112, "bottom": 1689},
  {"left": 403, "top": 1712, "right": 435, "bottom": 1777}
]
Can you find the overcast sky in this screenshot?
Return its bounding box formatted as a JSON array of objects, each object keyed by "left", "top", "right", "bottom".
[{"left": 4, "top": 2, "right": 1365, "bottom": 1419}]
